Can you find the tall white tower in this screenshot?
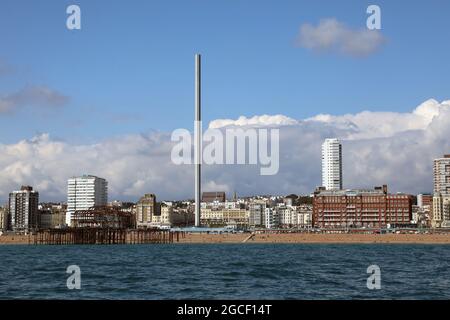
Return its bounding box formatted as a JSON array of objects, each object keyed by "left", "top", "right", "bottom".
[
  {"left": 321, "top": 138, "right": 343, "bottom": 190},
  {"left": 66, "top": 175, "right": 108, "bottom": 226},
  {"left": 433, "top": 154, "right": 450, "bottom": 195},
  {"left": 194, "top": 54, "right": 202, "bottom": 227}
]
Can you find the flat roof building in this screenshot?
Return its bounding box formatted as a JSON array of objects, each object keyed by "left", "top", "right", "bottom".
[
  {"left": 66, "top": 175, "right": 108, "bottom": 226},
  {"left": 9, "top": 186, "right": 39, "bottom": 233},
  {"left": 313, "top": 185, "right": 413, "bottom": 229},
  {"left": 322, "top": 138, "right": 343, "bottom": 190}
]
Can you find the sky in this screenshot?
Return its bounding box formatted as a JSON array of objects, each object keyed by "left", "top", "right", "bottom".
[{"left": 1, "top": 0, "right": 450, "bottom": 202}]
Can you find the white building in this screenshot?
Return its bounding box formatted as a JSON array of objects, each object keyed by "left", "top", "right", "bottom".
[
  {"left": 265, "top": 208, "right": 279, "bottom": 229},
  {"left": 434, "top": 155, "right": 450, "bottom": 195},
  {"left": 296, "top": 205, "right": 313, "bottom": 228},
  {"left": 432, "top": 155, "right": 450, "bottom": 227},
  {"left": 432, "top": 194, "right": 450, "bottom": 228},
  {"left": 66, "top": 175, "right": 108, "bottom": 226},
  {"left": 321, "top": 138, "right": 343, "bottom": 190},
  {"left": 278, "top": 206, "right": 295, "bottom": 227}
]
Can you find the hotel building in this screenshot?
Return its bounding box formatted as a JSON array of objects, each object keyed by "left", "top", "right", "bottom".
[{"left": 313, "top": 185, "right": 412, "bottom": 229}]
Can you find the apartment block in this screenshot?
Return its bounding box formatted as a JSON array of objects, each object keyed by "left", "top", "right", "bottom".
[
  {"left": 322, "top": 138, "right": 343, "bottom": 190},
  {"left": 66, "top": 175, "right": 108, "bottom": 226},
  {"left": 9, "top": 186, "right": 39, "bottom": 232}
]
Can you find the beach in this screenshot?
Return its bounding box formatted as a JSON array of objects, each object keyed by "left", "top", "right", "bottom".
[
  {"left": 0, "top": 234, "right": 31, "bottom": 245},
  {"left": 2, "top": 232, "right": 450, "bottom": 245},
  {"left": 178, "top": 232, "right": 450, "bottom": 244}
]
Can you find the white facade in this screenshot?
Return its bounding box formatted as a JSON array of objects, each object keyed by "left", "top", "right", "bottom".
[
  {"left": 322, "top": 138, "right": 343, "bottom": 190},
  {"left": 278, "top": 206, "right": 295, "bottom": 227},
  {"left": 434, "top": 155, "right": 450, "bottom": 195},
  {"left": 66, "top": 175, "right": 108, "bottom": 226},
  {"left": 265, "top": 208, "right": 279, "bottom": 229},
  {"left": 432, "top": 193, "right": 450, "bottom": 228}
]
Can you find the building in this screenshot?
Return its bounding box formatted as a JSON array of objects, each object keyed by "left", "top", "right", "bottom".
[
  {"left": 432, "top": 193, "right": 450, "bottom": 228},
  {"left": 136, "top": 194, "right": 158, "bottom": 228},
  {"left": 433, "top": 155, "right": 450, "bottom": 195},
  {"left": 37, "top": 203, "right": 67, "bottom": 229},
  {"left": 313, "top": 185, "right": 413, "bottom": 229},
  {"left": 9, "top": 186, "right": 39, "bottom": 233},
  {"left": 66, "top": 175, "right": 108, "bottom": 226},
  {"left": 265, "top": 208, "right": 279, "bottom": 229},
  {"left": 432, "top": 155, "right": 450, "bottom": 227},
  {"left": 417, "top": 194, "right": 433, "bottom": 208},
  {"left": 0, "top": 206, "right": 8, "bottom": 232},
  {"left": 321, "top": 138, "right": 343, "bottom": 190},
  {"left": 202, "top": 192, "right": 226, "bottom": 203},
  {"left": 296, "top": 205, "right": 313, "bottom": 229},
  {"left": 415, "top": 194, "right": 432, "bottom": 227},
  {"left": 412, "top": 205, "right": 431, "bottom": 227},
  {"left": 248, "top": 202, "right": 266, "bottom": 227},
  {"left": 278, "top": 205, "right": 296, "bottom": 228},
  {"left": 200, "top": 208, "right": 248, "bottom": 228},
  {"left": 150, "top": 204, "right": 193, "bottom": 227}
]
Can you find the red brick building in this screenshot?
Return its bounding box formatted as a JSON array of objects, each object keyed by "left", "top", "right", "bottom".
[{"left": 313, "top": 185, "right": 413, "bottom": 229}]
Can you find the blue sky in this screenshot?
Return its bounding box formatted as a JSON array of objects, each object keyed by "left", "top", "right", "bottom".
[
  {"left": 0, "top": 0, "right": 449, "bottom": 144},
  {"left": 1, "top": 0, "right": 450, "bottom": 201}
]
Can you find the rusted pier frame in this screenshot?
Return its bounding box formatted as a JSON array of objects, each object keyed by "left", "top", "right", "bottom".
[{"left": 33, "top": 228, "right": 185, "bottom": 245}]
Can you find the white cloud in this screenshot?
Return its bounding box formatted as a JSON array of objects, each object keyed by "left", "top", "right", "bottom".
[
  {"left": 296, "top": 18, "right": 385, "bottom": 57},
  {"left": 1, "top": 98, "right": 450, "bottom": 202},
  {"left": 305, "top": 99, "right": 450, "bottom": 140},
  {"left": 209, "top": 114, "right": 298, "bottom": 129}
]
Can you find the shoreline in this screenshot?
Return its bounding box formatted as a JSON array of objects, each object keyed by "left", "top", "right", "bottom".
[
  {"left": 2, "top": 233, "right": 450, "bottom": 245},
  {"left": 176, "top": 233, "right": 450, "bottom": 244}
]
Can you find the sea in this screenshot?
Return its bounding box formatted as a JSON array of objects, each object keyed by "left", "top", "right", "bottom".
[{"left": 0, "top": 244, "right": 449, "bottom": 299}]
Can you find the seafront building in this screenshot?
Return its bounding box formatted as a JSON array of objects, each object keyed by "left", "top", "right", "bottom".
[
  {"left": 200, "top": 207, "right": 248, "bottom": 228},
  {"left": 9, "top": 186, "right": 39, "bottom": 233},
  {"left": 313, "top": 185, "right": 413, "bottom": 229},
  {"left": 0, "top": 206, "right": 8, "bottom": 232},
  {"left": 433, "top": 155, "right": 450, "bottom": 195},
  {"left": 296, "top": 205, "right": 313, "bottom": 228},
  {"left": 135, "top": 193, "right": 158, "bottom": 228},
  {"left": 248, "top": 202, "right": 266, "bottom": 227},
  {"left": 37, "top": 203, "right": 67, "bottom": 229},
  {"left": 321, "top": 138, "right": 343, "bottom": 190},
  {"left": 66, "top": 175, "right": 108, "bottom": 226},
  {"left": 135, "top": 194, "right": 194, "bottom": 228},
  {"left": 432, "top": 155, "right": 450, "bottom": 227},
  {"left": 265, "top": 207, "right": 279, "bottom": 229},
  {"left": 432, "top": 193, "right": 450, "bottom": 228}
]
